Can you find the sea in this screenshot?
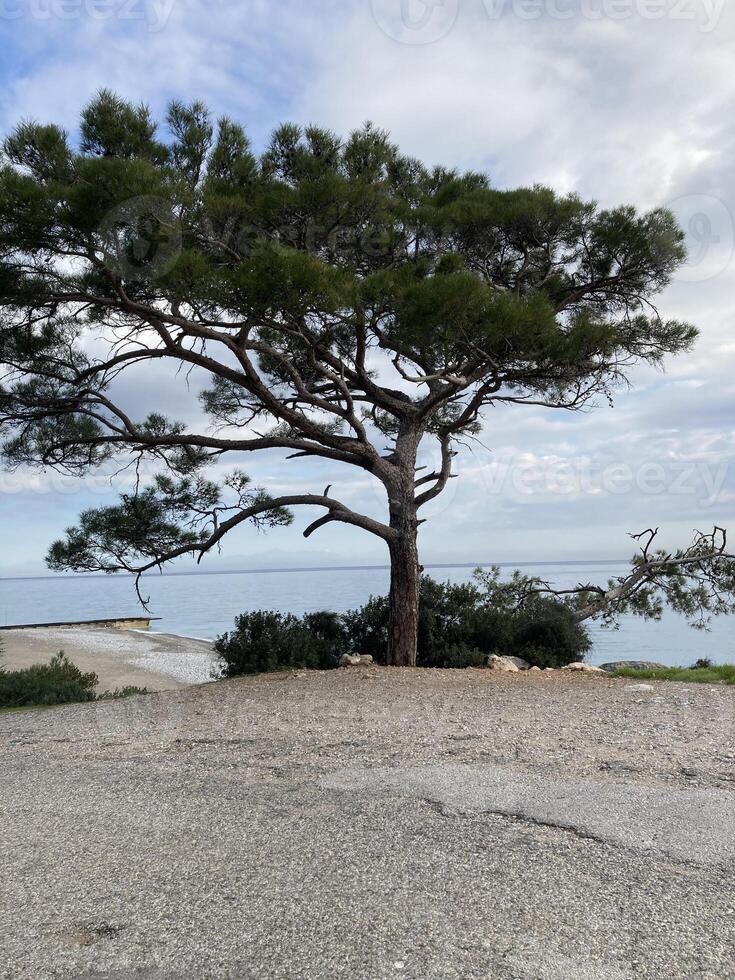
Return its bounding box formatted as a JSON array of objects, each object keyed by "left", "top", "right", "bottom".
[{"left": 0, "top": 560, "right": 732, "bottom": 667}]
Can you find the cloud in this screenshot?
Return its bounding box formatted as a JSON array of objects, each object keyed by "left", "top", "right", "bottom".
[{"left": 1, "top": 0, "right": 734, "bottom": 571}]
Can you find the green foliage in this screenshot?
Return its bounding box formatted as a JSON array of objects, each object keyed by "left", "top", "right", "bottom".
[
  {"left": 612, "top": 664, "right": 734, "bottom": 685},
  {"left": 0, "top": 94, "right": 694, "bottom": 435},
  {"left": 47, "top": 472, "right": 292, "bottom": 575},
  {"left": 499, "top": 596, "right": 593, "bottom": 669},
  {"left": 217, "top": 575, "right": 591, "bottom": 676},
  {"left": 344, "top": 576, "right": 590, "bottom": 669},
  {"left": 0, "top": 651, "right": 151, "bottom": 708},
  {"left": 614, "top": 546, "right": 735, "bottom": 629},
  {"left": 80, "top": 89, "right": 166, "bottom": 163},
  {"left": 97, "top": 685, "right": 151, "bottom": 700},
  {"left": 472, "top": 545, "right": 735, "bottom": 633},
  {"left": 215, "top": 610, "right": 344, "bottom": 676},
  {"left": 0, "top": 652, "right": 98, "bottom": 707},
  {"left": 0, "top": 91, "right": 712, "bottom": 643}
]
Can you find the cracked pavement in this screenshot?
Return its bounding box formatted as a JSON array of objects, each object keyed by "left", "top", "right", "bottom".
[
  {"left": 321, "top": 763, "right": 735, "bottom": 868},
  {"left": 1, "top": 668, "right": 733, "bottom": 979}
]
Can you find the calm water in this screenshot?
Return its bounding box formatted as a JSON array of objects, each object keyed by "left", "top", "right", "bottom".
[{"left": 0, "top": 562, "right": 732, "bottom": 667}]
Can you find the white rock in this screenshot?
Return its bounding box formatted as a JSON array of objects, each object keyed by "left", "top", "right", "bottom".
[
  {"left": 339, "top": 653, "right": 375, "bottom": 667},
  {"left": 529, "top": 666, "right": 542, "bottom": 673},
  {"left": 561, "top": 662, "right": 607, "bottom": 674},
  {"left": 487, "top": 655, "right": 520, "bottom": 673},
  {"left": 625, "top": 683, "right": 655, "bottom": 692}
]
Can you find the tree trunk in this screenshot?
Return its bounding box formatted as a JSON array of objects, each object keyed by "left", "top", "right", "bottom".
[
  {"left": 387, "top": 520, "right": 420, "bottom": 667},
  {"left": 384, "top": 425, "right": 422, "bottom": 667}
]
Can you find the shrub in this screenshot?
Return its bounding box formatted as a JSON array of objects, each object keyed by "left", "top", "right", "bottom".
[
  {"left": 506, "top": 596, "right": 592, "bottom": 669},
  {"left": 0, "top": 653, "right": 152, "bottom": 709},
  {"left": 97, "top": 686, "right": 151, "bottom": 700},
  {"left": 215, "top": 609, "right": 342, "bottom": 677},
  {"left": 344, "top": 576, "right": 590, "bottom": 669},
  {"left": 0, "top": 652, "right": 98, "bottom": 707},
  {"left": 216, "top": 575, "right": 592, "bottom": 677}
]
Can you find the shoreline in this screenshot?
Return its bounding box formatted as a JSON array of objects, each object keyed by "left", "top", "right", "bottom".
[{"left": 0, "top": 627, "right": 219, "bottom": 692}]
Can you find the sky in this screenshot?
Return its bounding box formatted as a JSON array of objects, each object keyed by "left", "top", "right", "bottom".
[{"left": 0, "top": 0, "right": 734, "bottom": 576}]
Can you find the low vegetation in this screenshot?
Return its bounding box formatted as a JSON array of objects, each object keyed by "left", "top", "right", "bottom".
[
  {"left": 214, "top": 610, "right": 344, "bottom": 676},
  {"left": 0, "top": 652, "right": 149, "bottom": 709},
  {"left": 215, "top": 575, "right": 591, "bottom": 677},
  {"left": 613, "top": 663, "right": 734, "bottom": 685}
]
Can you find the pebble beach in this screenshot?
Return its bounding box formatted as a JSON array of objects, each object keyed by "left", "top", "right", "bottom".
[{"left": 0, "top": 627, "right": 219, "bottom": 691}]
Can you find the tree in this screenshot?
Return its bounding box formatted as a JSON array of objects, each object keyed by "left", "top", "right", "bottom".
[
  {"left": 0, "top": 91, "right": 721, "bottom": 666},
  {"left": 474, "top": 526, "right": 735, "bottom": 630}
]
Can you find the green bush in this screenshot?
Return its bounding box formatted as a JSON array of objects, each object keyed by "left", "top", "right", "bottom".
[
  {"left": 0, "top": 652, "right": 151, "bottom": 709},
  {"left": 343, "top": 578, "right": 589, "bottom": 669},
  {"left": 215, "top": 609, "right": 343, "bottom": 677},
  {"left": 505, "top": 596, "right": 592, "bottom": 669},
  {"left": 217, "top": 575, "right": 591, "bottom": 677},
  {"left": 0, "top": 652, "right": 99, "bottom": 707}
]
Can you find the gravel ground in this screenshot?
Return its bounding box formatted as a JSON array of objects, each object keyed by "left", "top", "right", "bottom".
[{"left": 0, "top": 667, "right": 733, "bottom": 979}]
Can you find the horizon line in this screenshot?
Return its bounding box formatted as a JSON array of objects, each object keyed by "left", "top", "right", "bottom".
[{"left": 0, "top": 558, "right": 629, "bottom": 584}]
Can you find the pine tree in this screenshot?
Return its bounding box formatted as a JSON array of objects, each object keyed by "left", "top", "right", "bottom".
[{"left": 0, "top": 93, "right": 712, "bottom": 665}]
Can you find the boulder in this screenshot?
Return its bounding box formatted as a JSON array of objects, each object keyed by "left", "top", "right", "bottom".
[
  {"left": 487, "top": 655, "right": 520, "bottom": 673},
  {"left": 528, "top": 666, "right": 542, "bottom": 673},
  {"left": 561, "top": 662, "right": 607, "bottom": 674},
  {"left": 599, "top": 661, "right": 667, "bottom": 673}
]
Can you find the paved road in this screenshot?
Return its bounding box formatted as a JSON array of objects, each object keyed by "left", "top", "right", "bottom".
[
  {"left": 1, "top": 669, "right": 733, "bottom": 979},
  {"left": 323, "top": 763, "right": 735, "bottom": 868}
]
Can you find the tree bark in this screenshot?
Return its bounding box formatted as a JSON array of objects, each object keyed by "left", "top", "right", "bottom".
[
  {"left": 387, "top": 512, "right": 420, "bottom": 667},
  {"left": 382, "top": 423, "right": 422, "bottom": 667}
]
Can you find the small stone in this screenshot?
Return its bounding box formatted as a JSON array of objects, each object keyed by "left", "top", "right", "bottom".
[
  {"left": 339, "top": 653, "right": 376, "bottom": 667},
  {"left": 561, "top": 662, "right": 606, "bottom": 674},
  {"left": 625, "top": 684, "right": 655, "bottom": 692},
  {"left": 528, "top": 666, "right": 542, "bottom": 673}
]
